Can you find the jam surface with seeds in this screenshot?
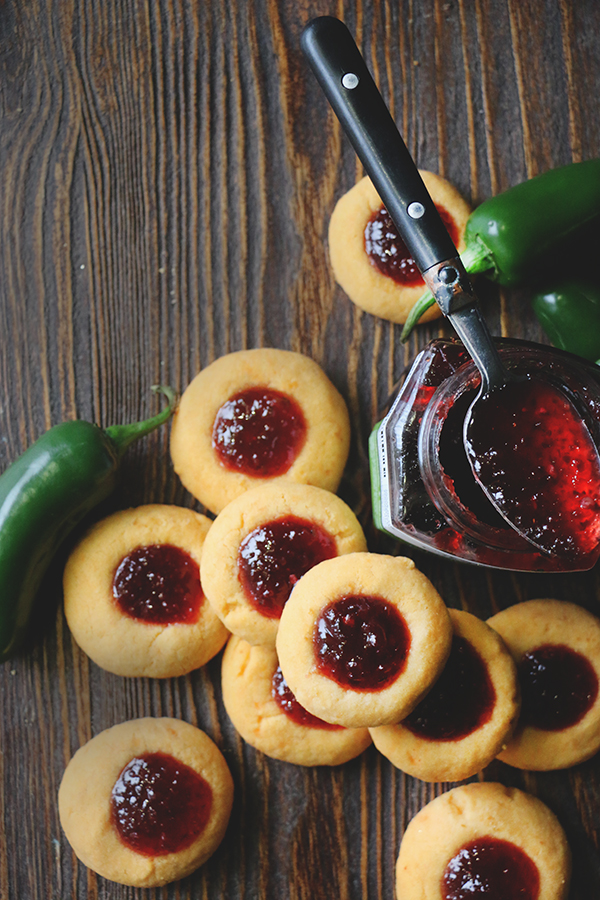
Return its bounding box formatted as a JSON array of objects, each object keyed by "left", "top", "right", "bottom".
[
  {"left": 465, "top": 378, "right": 600, "bottom": 560},
  {"left": 403, "top": 635, "right": 495, "bottom": 741},
  {"left": 313, "top": 594, "right": 411, "bottom": 691},
  {"left": 212, "top": 387, "right": 307, "bottom": 477},
  {"left": 238, "top": 515, "right": 337, "bottom": 619},
  {"left": 113, "top": 544, "right": 204, "bottom": 625},
  {"left": 111, "top": 751, "right": 212, "bottom": 856},
  {"left": 442, "top": 836, "right": 540, "bottom": 900},
  {"left": 519, "top": 643, "right": 598, "bottom": 731}
]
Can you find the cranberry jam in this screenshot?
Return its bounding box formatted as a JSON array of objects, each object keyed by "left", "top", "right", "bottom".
[
  {"left": 519, "top": 643, "right": 598, "bottom": 731},
  {"left": 403, "top": 636, "right": 495, "bottom": 741},
  {"left": 442, "top": 836, "right": 540, "bottom": 900},
  {"left": 313, "top": 594, "right": 410, "bottom": 690},
  {"left": 238, "top": 515, "right": 337, "bottom": 619},
  {"left": 212, "top": 386, "right": 306, "bottom": 477},
  {"left": 272, "top": 664, "right": 342, "bottom": 730},
  {"left": 365, "top": 205, "right": 458, "bottom": 286},
  {"left": 111, "top": 752, "right": 212, "bottom": 856},
  {"left": 113, "top": 544, "right": 203, "bottom": 624}
]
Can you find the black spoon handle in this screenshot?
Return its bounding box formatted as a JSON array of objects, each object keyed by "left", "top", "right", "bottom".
[
  {"left": 301, "top": 15, "right": 457, "bottom": 273},
  {"left": 302, "top": 15, "right": 510, "bottom": 392}
]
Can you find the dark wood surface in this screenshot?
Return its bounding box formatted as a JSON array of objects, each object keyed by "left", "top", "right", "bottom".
[{"left": 1, "top": 1, "right": 600, "bottom": 897}]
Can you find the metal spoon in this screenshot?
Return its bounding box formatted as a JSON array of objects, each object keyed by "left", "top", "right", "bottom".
[{"left": 301, "top": 15, "right": 600, "bottom": 560}]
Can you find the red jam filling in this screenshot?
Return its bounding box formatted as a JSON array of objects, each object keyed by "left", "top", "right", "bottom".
[
  {"left": 402, "top": 635, "right": 495, "bottom": 741},
  {"left": 313, "top": 594, "right": 411, "bottom": 691},
  {"left": 465, "top": 378, "right": 600, "bottom": 560},
  {"left": 519, "top": 642, "right": 598, "bottom": 731},
  {"left": 271, "top": 664, "right": 343, "bottom": 730},
  {"left": 442, "top": 836, "right": 540, "bottom": 900},
  {"left": 113, "top": 544, "right": 204, "bottom": 625},
  {"left": 212, "top": 386, "right": 307, "bottom": 477},
  {"left": 365, "top": 204, "right": 459, "bottom": 286},
  {"left": 110, "top": 751, "right": 213, "bottom": 856},
  {"left": 238, "top": 515, "right": 337, "bottom": 619}
]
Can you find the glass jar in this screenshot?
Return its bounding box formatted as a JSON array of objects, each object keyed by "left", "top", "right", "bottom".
[{"left": 369, "top": 338, "right": 600, "bottom": 572}]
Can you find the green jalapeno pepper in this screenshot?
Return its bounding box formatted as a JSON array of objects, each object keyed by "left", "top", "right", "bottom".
[
  {"left": 401, "top": 158, "right": 600, "bottom": 340},
  {"left": 0, "top": 385, "right": 177, "bottom": 661},
  {"left": 532, "top": 280, "right": 600, "bottom": 364}
]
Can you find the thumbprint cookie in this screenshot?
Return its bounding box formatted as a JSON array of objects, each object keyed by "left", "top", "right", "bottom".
[
  {"left": 276, "top": 553, "right": 452, "bottom": 728},
  {"left": 328, "top": 173, "right": 471, "bottom": 324},
  {"left": 396, "top": 782, "right": 570, "bottom": 900},
  {"left": 58, "top": 718, "right": 233, "bottom": 887},
  {"left": 488, "top": 599, "right": 600, "bottom": 770},
  {"left": 63, "top": 505, "right": 228, "bottom": 678},
  {"left": 169, "top": 349, "right": 350, "bottom": 514}
]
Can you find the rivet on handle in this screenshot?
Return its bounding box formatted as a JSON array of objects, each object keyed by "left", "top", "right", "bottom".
[
  {"left": 341, "top": 72, "right": 359, "bottom": 89},
  {"left": 407, "top": 201, "right": 425, "bottom": 219}
]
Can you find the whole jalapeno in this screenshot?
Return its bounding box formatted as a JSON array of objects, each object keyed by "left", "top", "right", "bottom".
[
  {"left": 401, "top": 158, "right": 600, "bottom": 339},
  {"left": 531, "top": 280, "right": 600, "bottom": 363},
  {"left": 0, "top": 385, "right": 176, "bottom": 661}
]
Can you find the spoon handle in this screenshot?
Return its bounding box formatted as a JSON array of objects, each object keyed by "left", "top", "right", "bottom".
[
  {"left": 301, "top": 16, "right": 456, "bottom": 272},
  {"left": 302, "top": 16, "right": 510, "bottom": 390},
  {"left": 441, "top": 303, "right": 510, "bottom": 393}
]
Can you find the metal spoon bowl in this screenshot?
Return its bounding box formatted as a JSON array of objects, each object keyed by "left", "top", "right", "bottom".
[{"left": 426, "top": 257, "right": 600, "bottom": 559}]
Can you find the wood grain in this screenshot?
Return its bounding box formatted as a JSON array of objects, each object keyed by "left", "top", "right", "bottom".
[{"left": 1, "top": 0, "right": 600, "bottom": 897}]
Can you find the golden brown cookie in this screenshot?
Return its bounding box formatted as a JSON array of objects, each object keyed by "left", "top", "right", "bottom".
[
  {"left": 487, "top": 599, "right": 600, "bottom": 770},
  {"left": 63, "top": 504, "right": 229, "bottom": 678},
  {"left": 221, "top": 635, "right": 372, "bottom": 766},
  {"left": 169, "top": 349, "right": 351, "bottom": 515},
  {"left": 200, "top": 482, "right": 367, "bottom": 647},
  {"left": 275, "top": 553, "right": 452, "bottom": 728},
  {"left": 328, "top": 173, "right": 471, "bottom": 324},
  {"left": 396, "top": 782, "right": 571, "bottom": 900},
  {"left": 58, "top": 718, "right": 233, "bottom": 888},
  {"left": 370, "top": 608, "right": 520, "bottom": 781}
]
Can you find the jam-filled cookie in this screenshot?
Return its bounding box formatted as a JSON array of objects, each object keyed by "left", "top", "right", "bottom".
[
  {"left": 276, "top": 553, "right": 452, "bottom": 728},
  {"left": 487, "top": 599, "right": 600, "bottom": 770},
  {"left": 328, "top": 173, "right": 471, "bottom": 324},
  {"left": 370, "top": 608, "right": 520, "bottom": 782},
  {"left": 169, "top": 349, "right": 350, "bottom": 515},
  {"left": 63, "top": 505, "right": 229, "bottom": 678},
  {"left": 200, "top": 482, "right": 367, "bottom": 647},
  {"left": 221, "top": 635, "right": 372, "bottom": 766},
  {"left": 396, "top": 782, "right": 571, "bottom": 900},
  {"left": 58, "top": 718, "right": 234, "bottom": 887}
]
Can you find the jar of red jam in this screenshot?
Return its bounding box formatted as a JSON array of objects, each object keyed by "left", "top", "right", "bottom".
[{"left": 369, "top": 338, "right": 600, "bottom": 572}]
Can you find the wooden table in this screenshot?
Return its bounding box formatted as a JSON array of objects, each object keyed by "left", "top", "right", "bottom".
[{"left": 1, "top": 1, "right": 599, "bottom": 897}]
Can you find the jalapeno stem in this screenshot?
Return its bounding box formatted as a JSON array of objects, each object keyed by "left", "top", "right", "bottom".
[
  {"left": 104, "top": 385, "right": 178, "bottom": 456},
  {"left": 400, "top": 290, "right": 435, "bottom": 340}
]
